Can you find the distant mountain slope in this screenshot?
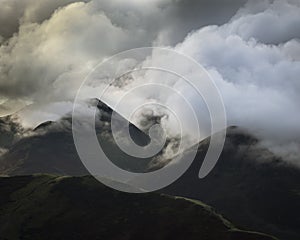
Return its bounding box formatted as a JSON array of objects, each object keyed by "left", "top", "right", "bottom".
[
  {"left": 0, "top": 128, "right": 87, "bottom": 176},
  {"left": 0, "top": 115, "right": 25, "bottom": 160},
  {"left": 0, "top": 115, "right": 23, "bottom": 149},
  {"left": 0, "top": 174, "right": 276, "bottom": 240},
  {"left": 0, "top": 99, "right": 152, "bottom": 175},
  {"left": 163, "top": 127, "right": 300, "bottom": 240}
]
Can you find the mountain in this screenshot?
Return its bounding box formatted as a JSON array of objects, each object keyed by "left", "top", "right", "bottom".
[
  {"left": 0, "top": 174, "right": 276, "bottom": 240},
  {"left": 0, "top": 115, "right": 23, "bottom": 149},
  {"left": 162, "top": 127, "right": 300, "bottom": 240},
  {"left": 0, "top": 115, "right": 25, "bottom": 161},
  {"left": 0, "top": 101, "right": 299, "bottom": 240},
  {"left": 0, "top": 99, "right": 152, "bottom": 175}
]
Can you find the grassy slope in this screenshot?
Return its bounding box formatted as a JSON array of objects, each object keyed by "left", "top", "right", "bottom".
[{"left": 0, "top": 175, "right": 276, "bottom": 240}]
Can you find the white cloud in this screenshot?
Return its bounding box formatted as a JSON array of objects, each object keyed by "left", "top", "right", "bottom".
[
  {"left": 0, "top": 0, "right": 299, "bottom": 164},
  {"left": 174, "top": 0, "right": 300, "bottom": 164}
]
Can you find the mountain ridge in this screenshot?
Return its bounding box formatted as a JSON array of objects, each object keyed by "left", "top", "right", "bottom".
[
  {"left": 0, "top": 100, "right": 299, "bottom": 240},
  {"left": 0, "top": 174, "right": 277, "bottom": 240}
]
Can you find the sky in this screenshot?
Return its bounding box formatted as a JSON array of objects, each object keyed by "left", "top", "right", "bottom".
[{"left": 0, "top": 0, "right": 299, "bottom": 164}]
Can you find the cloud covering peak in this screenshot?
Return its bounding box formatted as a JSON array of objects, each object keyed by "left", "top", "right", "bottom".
[{"left": 0, "top": 0, "right": 299, "bottom": 165}]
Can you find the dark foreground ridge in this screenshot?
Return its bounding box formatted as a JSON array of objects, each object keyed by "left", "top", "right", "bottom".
[{"left": 0, "top": 175, "right": 276, "bottom": 240}]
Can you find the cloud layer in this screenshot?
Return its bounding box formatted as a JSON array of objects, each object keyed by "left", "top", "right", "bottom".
[
  {"left": 0, "top": 0, "right": 299, "bottom": 164},
  {"left": 175, "top": 0, "right": 300, "bottom": 163},
  {"left": 0, "top": 0, "right": 246, "bottom": 103}
]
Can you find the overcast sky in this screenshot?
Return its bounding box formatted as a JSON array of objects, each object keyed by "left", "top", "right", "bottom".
[{"left": 0, "top": 0, "right": 300, "bottom": 164}]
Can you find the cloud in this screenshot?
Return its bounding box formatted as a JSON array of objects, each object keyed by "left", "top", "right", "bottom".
[
  {"left": 152, "top": 0, "right": 248, "bottom": 45},
  {"left": 0, "top": 0, "right": 179, "bottom": 113},
  {"left": 174, "top": 0, "right": 300, "bottom": 164},
  {"left": 0, "top": 0, "right": 245, "bottom": 105},
  {"left": 0, "top": 0, "right": 299, "bottom": 164},
  {"left": 0, "top": 0, "right": 87, "bottom": 40},
  {"left": 0, "top": 1, "right": 144, "bottom": 101},
  {"left": 0, "top": 99, "right": 27, "bottom": 117},
  {"left": 229, "top": 0, "right": 300, "bottom": 44}
]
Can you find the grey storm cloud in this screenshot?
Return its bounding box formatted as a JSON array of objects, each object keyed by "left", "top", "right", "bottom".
[
  {"left": 0, "top": 0, "right": 299, "bottom": 164},
  {"left": 0, "top": 0, "right": 88, "bottom": 40},
  {"left": 0, "top": 0, "right": 247, "bottom": 101}
]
